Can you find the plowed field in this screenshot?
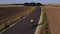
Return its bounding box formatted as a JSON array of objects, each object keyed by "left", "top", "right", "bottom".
[
  {"left": 43, "top": 6, "right": 60, "bottom": 34},
  {"left": 0, "top": 7, "right": 35, "bottom": 25}
]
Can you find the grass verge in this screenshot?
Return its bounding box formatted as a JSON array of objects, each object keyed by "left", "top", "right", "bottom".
[
  {"left": 40, "top": 7, "right": 50, "bottom": 34},
  {"left": 0, "top": 7, "right": 36, "bottom": 32}
]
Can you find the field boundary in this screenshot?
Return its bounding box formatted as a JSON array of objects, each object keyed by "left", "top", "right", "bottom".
[
  {"left": 39, "top": 7, "right": 50, "bottom": 34},
  {"left": 0, "top": 14, "right": 29, "bottom": 33},
  {"left": 0, "top": 7, "right": 36, "bottom": 34}
]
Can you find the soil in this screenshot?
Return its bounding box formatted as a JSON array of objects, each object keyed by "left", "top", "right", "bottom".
[
  {"left": 43, "top": 6, "right": 60, "bottom": 34},
  {"left": 0, "top": 6, "right": 33, "bottom": 25}
]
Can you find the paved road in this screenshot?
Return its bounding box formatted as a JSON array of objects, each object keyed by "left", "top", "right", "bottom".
[{"left": 2, "top": 7, "right": 41, "bottom": 34}]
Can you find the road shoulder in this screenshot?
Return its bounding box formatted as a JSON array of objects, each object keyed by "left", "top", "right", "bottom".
[{"left": 34, "top": 10, "right": 43, "bottom": 34}]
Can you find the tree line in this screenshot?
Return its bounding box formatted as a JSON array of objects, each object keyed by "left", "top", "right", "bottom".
[
  {"left": 10, "top": 2, "right": 43, "bottom": 6},
  {"left": 24, "top": 2, "right": 42, "bottom": 6}
]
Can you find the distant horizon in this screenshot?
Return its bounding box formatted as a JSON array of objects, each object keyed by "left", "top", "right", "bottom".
[{"left": 0, "top": 0, "right": 60, "bottom": 4}]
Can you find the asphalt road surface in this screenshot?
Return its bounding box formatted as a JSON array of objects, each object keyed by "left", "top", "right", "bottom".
[{"left": 2, "top": 7, "right": 41, "bottom": 34}]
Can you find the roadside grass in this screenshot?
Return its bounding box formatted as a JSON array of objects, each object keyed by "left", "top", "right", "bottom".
[
  {"left": 40, "top": 7, "right": 50, "bottom": 34},
  {"left": 0, "top": 7, "right": 36, "bottom": 32}
]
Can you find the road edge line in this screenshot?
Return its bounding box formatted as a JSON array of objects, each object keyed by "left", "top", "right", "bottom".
[
  {"left": 34, "top": 10, "right": 43, "bottom": 34},
  {"left": 0, "top": 15, "right": 29, "bottom": 34},
  {"left": 0, "top": 7, "right": 36, "bottom": 34}
]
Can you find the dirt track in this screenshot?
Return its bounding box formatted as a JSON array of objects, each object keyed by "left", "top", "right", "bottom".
[{"left": 43, "top": 6, "right": 60, "bottom": 34}]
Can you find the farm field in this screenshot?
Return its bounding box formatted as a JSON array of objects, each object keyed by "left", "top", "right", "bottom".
[
  {"left": 0, "top": 6, "right": 36, "bottom": 31},
  {"left": 42, "top": 6, "right": 60, "bottom": 34}
]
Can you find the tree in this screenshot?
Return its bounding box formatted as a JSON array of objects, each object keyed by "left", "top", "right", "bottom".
[
  {"left": 24, "top": 2, "right": 30, "bottom": 6},
  {"left": 36, "top": 3, "right": 42, "bottom": 6},
  {"left": 29, "top": 2, "right": 35, "bottom": 6}
]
